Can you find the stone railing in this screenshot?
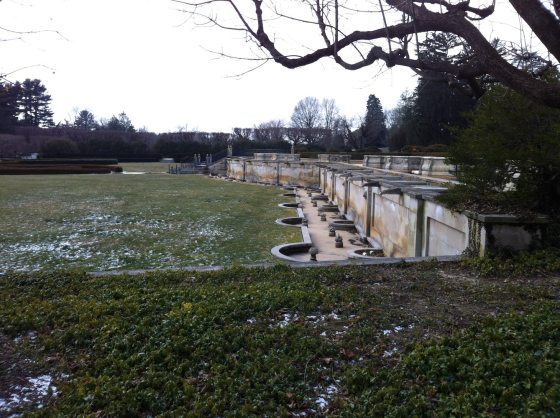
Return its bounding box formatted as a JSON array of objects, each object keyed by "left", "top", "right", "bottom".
[{"left": 363, "top": 155, "right": 456, "bottom": 177}]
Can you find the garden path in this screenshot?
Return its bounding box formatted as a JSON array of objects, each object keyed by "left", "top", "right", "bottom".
[{"left": 291, "top": 188, "right": 365, "bottom": 262}]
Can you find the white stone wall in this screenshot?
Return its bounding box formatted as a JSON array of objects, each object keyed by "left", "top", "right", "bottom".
[
  {"left": 226, "top": 158, "right": 320, "bottom": 187},
  {"left": 228, "top": 159, "right": 544, "bottom": 258}
]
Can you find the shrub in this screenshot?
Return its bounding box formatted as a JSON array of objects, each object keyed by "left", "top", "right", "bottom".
[
  {"left": 446, "top": 79, "right": 560, "bottom": 216},
  {"left": 40, "top": 137, "right": 79, "bottom": 157}
]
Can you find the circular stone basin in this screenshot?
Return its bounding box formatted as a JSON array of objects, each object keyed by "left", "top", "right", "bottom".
[
  {"left": 348, "top": 248, "right": 385, "bottom": 258},
  {"left": 278, "top": 202, "right": 299, "bottom": 209},
  {"left": 275, "top": 217, "right": 303, "bottom": 227},
  {"left": 328, "top": 220, "right": 357, "bottom": 231},
  {"left": 271, "top": 242, "right": 313, "bottom": 262}
]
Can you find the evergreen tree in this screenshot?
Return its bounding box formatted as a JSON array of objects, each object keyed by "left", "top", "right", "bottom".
[
  {"left": 16, "top": 79, "right": 54, "bottom": 127},
  {"left": 446, "top": 79, "right": 560, "bottom": 215},
  {"left": 411, "top": 76, "right": 475, "bottom": 146},
  {"left": 387, "top": 34, "right": 476, "bottom": 149},
  {"left": 105, "top": 112, "right": 135, "bottom": 132},
  {"left": 74, "top": 109, "right": 98, "bottom": 130},
  {"left": 410, "top": 33, "right": 476, "bottom": 146},
  {"left": 0, "top": 82, "right": 20, "bottom": 133},
  {"left": 363, "top": 94, "right": 386, "bottom": 147},
  {"left": 386, "top": 91, "right": 415, "bottom": 151}
]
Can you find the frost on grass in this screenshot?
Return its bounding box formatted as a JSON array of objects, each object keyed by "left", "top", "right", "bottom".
[
  {"left": 0, "top": 176, "right": 291, "bottom": 271},
  {"left": 0, "top": 211, "right": 234, "bottom": 272},
  {"left": 312, "top": 383, "right": 339, "bottom": 412},
  {"left": 0, "top": 375, "right": 59, "bottom": 415}
]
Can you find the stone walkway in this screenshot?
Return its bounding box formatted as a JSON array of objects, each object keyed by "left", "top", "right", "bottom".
[{"left": 288, "top": 188, "right": 368, "bottom": 262}]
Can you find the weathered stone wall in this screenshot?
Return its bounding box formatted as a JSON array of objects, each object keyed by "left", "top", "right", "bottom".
[
  {"left": 369, "top": 188, "right": 421, "bottom": 257},
  {"left": 322, "top": 168, "right": 545, "bottom": 257},
  {"left": 228, "top": 159, "right": 245, "bottom": 180},
  {"left": 334, "top": 175, "right": 346, "bottom": 210},
  {"left": 318, "top": 154, "right": 351, "bottom": 163},
  {"left": 245, "top": 161, "right": 278, "bottom": 184},
  {"left": 363, "top": 155, "right": 455, "bottom": 177},
  {"left": 253, "top": 153, "right": 300, "bottom": 161},
  {"left": 226, "top": 158, "right": 320, "bottom": 187},
  {"left": 227, "top": 157, "right": 544, "bottom": 258},
  {"left": 346, "top": 179, "right": 368, "bottom": 237},
  {"left": 423, "top": 200, "right": 468, "bottom": 257}
]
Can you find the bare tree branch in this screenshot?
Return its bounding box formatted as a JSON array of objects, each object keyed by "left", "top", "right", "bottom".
[
  {"left": 509, "top": 0, "right": 560, "bottom": 62},
  {"left": 0, "top": 25, "right": 69, "bottom": 41},
  {"left": 173, "top": 0, "right": 560, "bottom": 108}
]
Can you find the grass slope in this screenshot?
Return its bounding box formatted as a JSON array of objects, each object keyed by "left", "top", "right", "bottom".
[
  {"left": 0, "top": 174, "right": 299, "bottom": 272},
  {"left": 1, "top": 262, "right": 559, "bottom": 416}
]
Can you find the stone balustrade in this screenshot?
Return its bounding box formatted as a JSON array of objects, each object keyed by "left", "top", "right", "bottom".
[{"left": 363, "top": 155, "right": 456, "bottom": 177}]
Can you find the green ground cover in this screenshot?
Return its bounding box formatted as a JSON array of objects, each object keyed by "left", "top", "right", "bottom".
[
  {"left": 0, "top": 172, "right": 300, "bottom": 272},
  {"left": 0, "top": 263, "right": 558, "bottom": 416}
]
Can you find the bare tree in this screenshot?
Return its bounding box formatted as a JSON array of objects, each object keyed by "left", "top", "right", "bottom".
[
  {"left": 173, "top": 0, "right": 560, "bottom": 108},
  {"left": 253, "top": 120, "right": 285, "bottom": 143},
  {"left": 321, "top": 98, "right": 339, "bottom": 131},
  {"left": 291, "top": 97, "right": 322, "bottom": 130},
  {"left": 290, "top": 97, "right": 324, "bottom": 145}
]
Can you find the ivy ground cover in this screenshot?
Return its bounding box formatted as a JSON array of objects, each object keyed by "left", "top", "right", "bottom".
[
  {"left": 1, "top": 263, "right": 559, "bottom": 416},
  {"left": 0, "top": 169, "right": 300, "bottom": 272}
]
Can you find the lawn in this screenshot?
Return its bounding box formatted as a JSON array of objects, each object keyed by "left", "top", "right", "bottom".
[
  {"left": 0, "top": 171, "right": 300, "bottom": 272},
  {"left": 0, "top": 263, "right": 559, "bottom": 416}
]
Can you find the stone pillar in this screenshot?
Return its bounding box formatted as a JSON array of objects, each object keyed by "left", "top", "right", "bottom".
[{"left": 414, "top": 196, "right": 425, "bottom": 257}]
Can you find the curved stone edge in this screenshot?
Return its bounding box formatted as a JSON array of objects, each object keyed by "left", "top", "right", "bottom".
[
  {"left": 271, "top": 242, "right": 313, "bottom": 262},
  {"left": 278, "top": 202, "right": 299, "bottom": 209},
  {"left": 87, "top": 255, "right": 464, "bottom": 276},
  {"left": 272, "top": 186, "right": 313, "bottom": 262},
  {"left": 275, "top": 217, "right": 303, "bottom": 227},
  {"left": 347, "top": 248, "right": 384, "bottom": 259}
]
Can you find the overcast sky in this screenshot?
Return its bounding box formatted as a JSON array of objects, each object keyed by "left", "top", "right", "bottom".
[{"left": 1, "top": 0, "right": 527, "bottom": 133}]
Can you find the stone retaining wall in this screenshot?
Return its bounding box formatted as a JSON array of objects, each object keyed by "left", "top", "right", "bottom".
[
  {"left": 226, "top": 155, "right": 545, "bottom": 258},
  {"left": 226, "top": 158, "right": 320, "bottom": 188},
  {"left": 363, "top": 155, "right": 456, "bottom": 177},
  {"left": 320, "top": 168, "right": 545, "bottom": 257}
]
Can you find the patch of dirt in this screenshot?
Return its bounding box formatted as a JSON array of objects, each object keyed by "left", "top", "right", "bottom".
[{"left": 0, "top": 332, "right": 60, "bottom": 416}]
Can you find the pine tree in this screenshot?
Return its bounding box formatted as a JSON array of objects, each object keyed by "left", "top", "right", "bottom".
[
  {"left": 363, "top": 94, "right": 386, "bottom": 147},
  {"left": 0, "top": 82, "right": 20, "bottom": 133},
  {"left": 74, "top": 109, "right": 98, "bottom": 130},
  {"left": 105, "top": 112, "right": 135, "bottom": 132},
  {"left": 16, "top": 79, "right": 54, "bottom": 127},
  {"left": 410, "top": 33, "right": 476, "bottom": 146}
]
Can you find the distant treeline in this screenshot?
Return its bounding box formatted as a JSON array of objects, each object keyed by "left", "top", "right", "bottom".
[{"left": 0, "top": 126, "right": 296, "bottom": 162}]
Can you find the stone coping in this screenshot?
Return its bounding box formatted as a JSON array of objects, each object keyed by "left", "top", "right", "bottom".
[
  {"left": 463, "top": 210, "right": 549, "bottom": 224},
  {"left": 88, "top": 255, "right": 462, "bottom": 277}
]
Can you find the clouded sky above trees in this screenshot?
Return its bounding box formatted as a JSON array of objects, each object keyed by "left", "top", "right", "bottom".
[{"left": 0, "top": 0, "right": 540, "bottom": 132}]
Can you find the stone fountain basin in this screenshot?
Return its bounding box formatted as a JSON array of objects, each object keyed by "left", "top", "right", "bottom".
[
  {"left": 348, "top": 248, "right": 385, "bottom": 258},
  {"left": 278, "top": 202, "right": 300, "bottom": 209},
  {"left": 311, "top": 195, "right": 329, "bottom": 201},
  {"left": 328, "top": 220, "right": 357, "bottom": 231},
  {"left": 318, "top": 204, "right": 339, "bottom": 212},
  {"left": 275, "top": 217, "right": 303, "bottom": 227},
  {"left": 271, "top": 242, "right": 313, "bottom": 262}
]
